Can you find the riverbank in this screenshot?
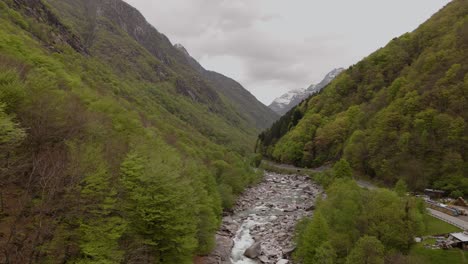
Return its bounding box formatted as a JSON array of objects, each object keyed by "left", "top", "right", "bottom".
[{"left": 197, "top": 171, "right": 323, "bottom": 264}]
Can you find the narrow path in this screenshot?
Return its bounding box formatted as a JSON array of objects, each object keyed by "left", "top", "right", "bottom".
[
  {"left": 356, "top": 180, "right": 378, "bottom": 190},
  {"left": 262, "top": 160, "right": 330, "bottom": 174}
]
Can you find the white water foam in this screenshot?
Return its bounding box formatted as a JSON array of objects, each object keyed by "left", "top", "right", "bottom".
[{"left": 230, "top": 218, "right": 259, "bottom": 264}]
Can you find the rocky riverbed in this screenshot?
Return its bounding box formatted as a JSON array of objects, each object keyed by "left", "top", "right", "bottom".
[{"left": 197, "top": 172, "right": 323, "bottom": 264}]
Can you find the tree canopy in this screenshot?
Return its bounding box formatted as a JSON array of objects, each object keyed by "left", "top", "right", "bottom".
[{"left": 257, "top": 0, "right": 468, "bottom": 195}]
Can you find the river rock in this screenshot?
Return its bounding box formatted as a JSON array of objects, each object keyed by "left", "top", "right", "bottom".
[
  {"left": 198, "top": 233, "right": 234, "bottom": 264},
  {"left": 282, "top": 246, "right": 296, "bottom": 255},
  {"left": 244, "top": 241, "right": 261, "bottom": 259},
  {"left": 201, "top": 172, "right": 322, "bottom": 264},
  {"left": 258, "top": 255, "right": 270, "bottom": 263}
]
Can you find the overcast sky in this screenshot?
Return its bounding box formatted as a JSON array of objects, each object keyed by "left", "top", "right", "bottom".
[{"left": 125, "top": 0, "right": 450, "bottom": 105}]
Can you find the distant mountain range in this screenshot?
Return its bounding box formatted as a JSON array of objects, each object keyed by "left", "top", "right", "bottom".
[{"left": 269, "top": 68, "right": 344, "bottom": 115}]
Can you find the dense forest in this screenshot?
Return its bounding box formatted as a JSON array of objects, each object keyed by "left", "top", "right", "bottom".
[
  {"left": 258, "top": 0, "right": 468, "bottom": 196},
  {"left": 0, "top": 0, "right": 274, "bottom": 263},
  {"left": 294, "top": 161, "right": 427, "bottom": 264},
  {"left": 1, "top": 0, "right": 467, "bottom": 263}
]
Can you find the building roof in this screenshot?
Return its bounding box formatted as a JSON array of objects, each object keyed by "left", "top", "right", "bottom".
[
  {"left": 451, "top": 232, "right": 468, "bottom": 242},
  {"left": 424, "top": 189, "right": 445, "bottom": 194}
]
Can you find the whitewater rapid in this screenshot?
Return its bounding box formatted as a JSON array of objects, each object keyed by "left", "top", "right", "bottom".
[{"left": 228, "top": 172, "right": 322, "bottom": 263}]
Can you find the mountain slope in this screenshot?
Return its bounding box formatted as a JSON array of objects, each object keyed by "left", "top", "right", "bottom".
[
  {"left": 0, "top": 0, "right": 264, "bottom": 263},
  {"left": 174, "top": 43, "right": 279, "bottom": 129},
  {"left": 258, "top": 0, "right": 467, "bottom": 195},
  {"left": 269, "top": 68, "right": 344, "bottom": 115},
  {"left": 46, "top": 0, "right": 277, "bottom": 130}
]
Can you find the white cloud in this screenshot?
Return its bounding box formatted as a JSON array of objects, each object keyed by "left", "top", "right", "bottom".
[{"left": 124, "top": 0, "right": 451, "bottom": 104}]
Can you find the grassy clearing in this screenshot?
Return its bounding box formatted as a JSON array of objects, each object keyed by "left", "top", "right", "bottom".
[
  {"left": 410, "top": 239, "right": 467, "bottom": 264},
  {"left": 408, "top": 215, "right": 465, "bottom": 263},
  {"left": 423, "top": 214, "right": 462, "bottom": 236}
]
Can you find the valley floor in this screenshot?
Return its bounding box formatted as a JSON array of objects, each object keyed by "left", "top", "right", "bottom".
[{"left": 198, "top": 172, "right": 322, "bottom": 264}]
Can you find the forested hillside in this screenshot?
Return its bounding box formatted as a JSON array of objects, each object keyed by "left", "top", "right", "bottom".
[
  {"left": 47, "top": 0, "right": 278, "bottom": 131},
  {"left": 0, "top": 0, "right": 269, "bottom": 262},
  {"left": 294, "top": 163, "right": 427, "bottom": 264},
  {"left": 258, "top": 0, "right": 468, "bottom": 195}
]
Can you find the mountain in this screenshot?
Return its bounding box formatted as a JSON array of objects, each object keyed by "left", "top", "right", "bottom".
[
  {"left": 269, "top": 68, "right": 344, "bottom": 115},
  {"left": 0, "top": 0, "right": 269, "bottom": 262},
  {"left": 174, "top": 43, "right": 279, "bottom": 129},
  {"left": 258, "top": 0, "right": 467, "bottom": 195},
  {"left": 269, "top": 89, "right": 309, "bottom": 116},
  {"left": 52, "top": 0, "right": 277, "bottom": 131}
]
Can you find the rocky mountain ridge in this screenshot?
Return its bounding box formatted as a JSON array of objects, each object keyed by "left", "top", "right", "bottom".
[
  {"left": 47, "top": 0, "right": 278, "bottom": 130},
  {"left": 269, "top": 68, "right": 344, "bottom": 116}
]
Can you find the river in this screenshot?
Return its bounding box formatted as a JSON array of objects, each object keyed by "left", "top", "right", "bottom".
[{"left": 198, "top": 171, "right": 322, "bottom": 264}]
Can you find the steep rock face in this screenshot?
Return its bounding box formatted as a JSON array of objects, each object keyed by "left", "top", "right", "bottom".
[
  {"left": 11, "top": 0, "right": 87, "bottom": 54},
  {"left": 47, "top": 0, "right": 277, "bottom": 130},
  {"left": 269, "top": 68, "right": 344, "bottom": 115},
  {"left": 48, "top": 0, "right": 220, "bottom": 103}
]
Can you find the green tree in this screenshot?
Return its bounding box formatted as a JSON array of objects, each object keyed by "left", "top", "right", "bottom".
[
  {"left": 346, "top": 236, "right": 384, "bottom": 264},
  {"left": 333, "top": 159, "right": 353, "bottom": 179},
  {"left": 394, "top": 179, "right": 408, "bottom": 197},
  {"left": 451, "top": 190, "right": 464, "bottom": 199},
  {"left": 344, "top": 130, "right": 368, "bottom": 172},
  {"left": 321, "top": 179, "right": 362, "bottom": 257},
  {"left": 120, "top": 145, "right": 198, "bottom": 264},
  {"left": 313, "top": 241, "right": 337, "bottom": 264},
  {"left": 294, "top": 212, "right": 330, "bottom": 263},
  {"left": 0, "top": 69, "right": 25, "bottom": 112},
  {"left": 0, "top": 102, "right": 25, "bottom": 146},
  {"left": 183, "top": 163, "right": 221, "bottom": 254},
  {"left": 68, "top": 143, "right": 126, "bottom": 263},
  {"left": 363, "top": 189, "right": 421, "bottom": 252}
]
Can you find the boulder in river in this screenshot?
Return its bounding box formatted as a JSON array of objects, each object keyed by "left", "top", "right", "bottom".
[
  {"left": 258, "top": 255, "right": 270, "bottom": 263},
  {"left": 244, "top": 241, "right": 261, "bottom": 259},
  {"left": 282, "top": 246, "right": 296, "bottom": 258},
  {"left": 202, "top": 172, "right": 322, "bottom": 263}
]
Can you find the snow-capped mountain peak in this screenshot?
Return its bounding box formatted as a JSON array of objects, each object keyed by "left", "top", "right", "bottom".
[
  {"left": 273, "top": 89, "right": 307, "bottom": 105},
  {"left": 269, "top": 68, "right": 344, "bottom": 115}
]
